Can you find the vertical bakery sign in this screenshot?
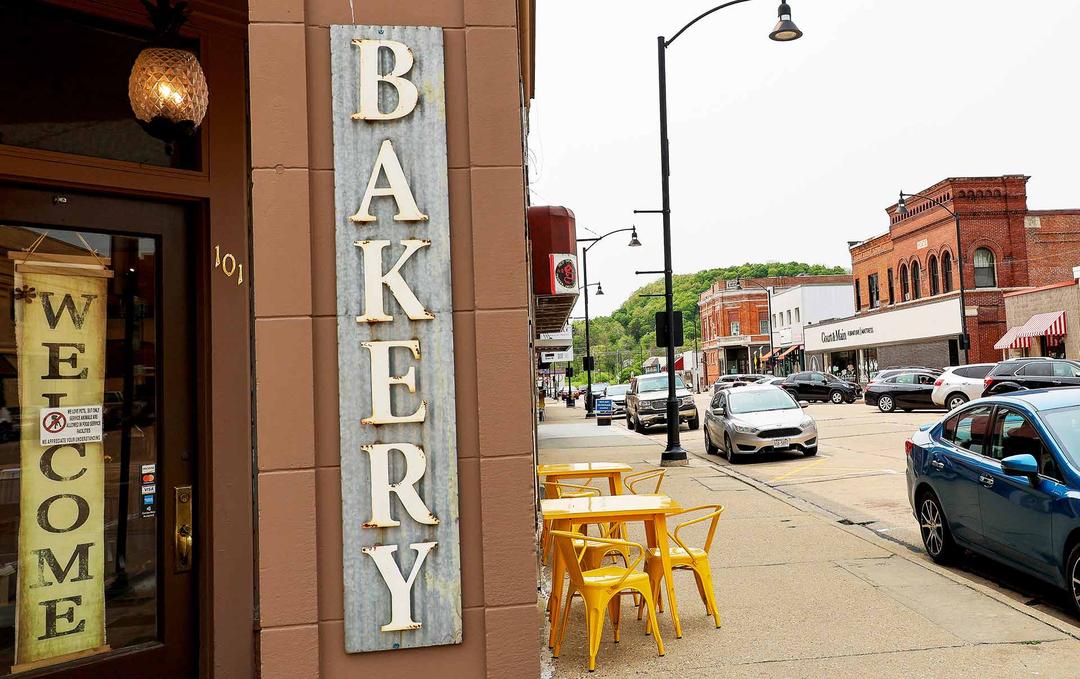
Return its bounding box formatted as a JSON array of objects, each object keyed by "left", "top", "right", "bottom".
[
  {"left": 330, "top": 25, "right": 462, "bottom": 653},
  {"left": 12, "top": 251, "right": 110, "bottom": 670}
]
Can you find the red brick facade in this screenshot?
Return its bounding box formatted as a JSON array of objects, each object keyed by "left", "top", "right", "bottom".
[{"left": 849, "top": 175, "right": 1080, "bottom": 364}]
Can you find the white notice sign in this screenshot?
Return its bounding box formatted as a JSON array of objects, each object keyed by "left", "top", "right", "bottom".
[{"left": 39, "top": 405, "right": 103, "bottom": 446}]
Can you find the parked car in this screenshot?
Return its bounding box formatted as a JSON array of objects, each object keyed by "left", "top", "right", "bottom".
[
  {"left": 931, "top": 363, "right": 996, "bottom": 410},
  {"left": 755, "top": 376, "right": 787, "bottom": 387},
  {"left": 905, "top": 388, "right": 1080, "bottom": 616},
  {"left": 781, "top": 371, "right": 861, "bottom": 404},
  {"left": 870, "top": 366, "right": 943, "bottom": 383},
  {"left": 703, "top": 385, "right": 817, "bottom": 463},
  {"left": 864, "top": 370, "right": 942, "bottom": 413},
  {"left": 603, "top": 384, "right": 630, "bottom": 415},
  {"left": 711, "top": 374, "right": 769, "bottom": 395},
  {"left": 626, "top": 373, "right": 699, "bottom": 432},
  {"left": 982, "top": 358, "right": 1080, "bottom": 397}
]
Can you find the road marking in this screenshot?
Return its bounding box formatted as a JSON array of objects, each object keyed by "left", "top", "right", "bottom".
[{"left": 768, "top": 457, "right": 829, "bottom": 484}]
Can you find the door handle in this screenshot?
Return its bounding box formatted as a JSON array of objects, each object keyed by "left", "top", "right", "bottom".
[
  {"left": 979, "top": 474, "right": 995, "bottom": 488},
  {"left": 930, "top": 459, "right": 945, "bottom": 470},
  {"left": 175, "top": 485, "right": 193, "bottom": 572}
]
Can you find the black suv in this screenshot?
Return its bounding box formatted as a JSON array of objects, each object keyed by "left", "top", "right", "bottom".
[
  {"left": 982, "top": 357, "right": 1080, "bottom": 396},
  {"left": 782, "top": 371, "right": 861, "bottom": 404}
]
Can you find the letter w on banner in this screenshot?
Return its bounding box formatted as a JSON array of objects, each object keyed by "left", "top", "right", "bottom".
[{"left": 11, "top": 249, "right": 111, "bottom": 670}]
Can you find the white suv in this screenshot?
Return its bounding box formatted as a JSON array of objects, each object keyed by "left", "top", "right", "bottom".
[{"left": 930, "top": 363, "right": 996, "bottom": 410}]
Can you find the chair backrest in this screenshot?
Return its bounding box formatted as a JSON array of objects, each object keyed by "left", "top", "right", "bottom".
[
  {"left": 550, "top": 530, "right": 589, "bottom": 587},
  {"left": 671, "top": 504, "right": 725, "bottom": 554},
  {"left": 624, "top": 469, "right": 665, "bottom": 495},
  {"left": 550, "top": 481, "right": 599, "bottom": 498}
]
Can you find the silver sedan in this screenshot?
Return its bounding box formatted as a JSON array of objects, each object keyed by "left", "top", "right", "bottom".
[{"left": 703, "top": 385, "right": 818, "bottom": 463}]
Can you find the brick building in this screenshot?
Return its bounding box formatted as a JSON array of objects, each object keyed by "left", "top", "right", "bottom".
[
  {"left": 806, "top": 175, "right": 1080, "bottom": 379},
  {"left": 699, "top": 275, "right": 852, "bottom": 378}
]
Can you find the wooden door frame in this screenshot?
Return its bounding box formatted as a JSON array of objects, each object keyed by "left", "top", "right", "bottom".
[{"left": 0, "top": 1, "right": 255, "bottom": 676}]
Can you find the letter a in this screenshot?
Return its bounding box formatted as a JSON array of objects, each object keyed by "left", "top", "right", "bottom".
[
  {"left": 351, "top": 39, "right": 419, "bottom": 121},
  {"left": 362, "top": 542, "right": 437, "bottom": 632},
  {"left": 362, "top": 443, "right": 439, "bottom": 527},
  {"left": 355, "top": 239, "right": 434, "bottom": 323},
  {"left": 349, "top": 140, "right": 428, "bottom": 223}
]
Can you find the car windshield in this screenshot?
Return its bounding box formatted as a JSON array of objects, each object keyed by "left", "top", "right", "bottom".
[
  {"left": 728, "top": 389, "right": 799, "bottom": 414},
  {"left": 606, "top": 385, "right": 629, "bottom": 396},
  {"left": 1039, "top": 405, "right": 1080, "bottom": 468},
  {"left": 637, "top": 375, "right": 685, "bottom": 392}
]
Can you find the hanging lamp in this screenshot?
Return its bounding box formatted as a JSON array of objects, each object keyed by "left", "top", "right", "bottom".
[{"left": 128, "top": 0, "right": 208, "bottom": 152}]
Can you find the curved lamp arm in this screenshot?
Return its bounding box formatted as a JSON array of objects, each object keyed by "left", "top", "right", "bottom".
[
  {"left": 579, "top": 226, "right": 638, "bottom": 253},
  {"left": 666, "top": 0, "right": 754, "bottom": 47},
  {"left": 899, "top": 190, "right": 957, "bottom": 219}
]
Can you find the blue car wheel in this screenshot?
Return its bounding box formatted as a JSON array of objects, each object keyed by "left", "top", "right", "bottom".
[
  {"left": 918, "top": 491, "right": 957, "bottom": 563},
  {"left": 1069, "top": 544, "right": 1080, "bottom": 617}
]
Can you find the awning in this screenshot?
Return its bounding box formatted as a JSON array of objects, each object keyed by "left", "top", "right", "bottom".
[
  {"left": 778, "top": 344, "right": 802, "bottom": 359},
  {"left": 1018, "top": 310, "right": 1067, "bottom": 341},
  {"left": 758, "top": 348, "right": 777, "bottom": 361},
  {"left": 994, "top": 326, "right": 1029, "bottom": 350}
]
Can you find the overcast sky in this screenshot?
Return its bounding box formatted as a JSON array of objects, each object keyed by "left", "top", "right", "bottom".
[{"left": 527, "top": 0, "right": 1080, "bottom": 316}]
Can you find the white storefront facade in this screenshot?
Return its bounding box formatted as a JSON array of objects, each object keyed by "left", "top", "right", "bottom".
[
  {"left": 804, "top": 295, "right": 963, "bottom": 382},
  {"left": 768, "top": 283, "right": 855, "bottom": 376}
]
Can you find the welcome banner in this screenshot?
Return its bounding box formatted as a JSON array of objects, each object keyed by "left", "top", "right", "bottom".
[{"left": 12, "top": 255, "right": 110, "bottom": 670}]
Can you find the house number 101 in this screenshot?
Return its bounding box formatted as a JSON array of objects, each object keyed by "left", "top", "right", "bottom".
[{"left": 214, "top": 245, "right": 244, "bottom": 285}]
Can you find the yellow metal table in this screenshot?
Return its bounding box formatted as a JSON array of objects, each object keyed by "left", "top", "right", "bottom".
[
  {"left": 542, "top": 493, "right": 686, "bottom": 646},
  {"left": 537, "top": 462, "right": 632, "bottom": 497}
]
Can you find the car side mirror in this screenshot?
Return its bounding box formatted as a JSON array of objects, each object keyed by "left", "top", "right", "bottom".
[
  {"left": 799, "top": 400, "right": 810, "bottom": 408},
  {"left": 1001, "top": 454, "right": 1040, "bottom": 484},
  {"left": 711, "top": 406, "right": 725, "bottom": 417}
]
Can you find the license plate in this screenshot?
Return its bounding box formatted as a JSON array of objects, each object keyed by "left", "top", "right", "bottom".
[{"left": 772, "top": 439, "right": 790, "bottom": 448}]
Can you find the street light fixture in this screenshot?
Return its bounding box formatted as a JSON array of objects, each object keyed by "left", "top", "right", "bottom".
[
  {"left": 897, "top": 191, "right": 970, "bottom": 358},
  {"left": 579, "top": 226, "right": 644, "bottom": 417},
  {"left": 637, "top": 0, "right": 802, "bottom": 467}
]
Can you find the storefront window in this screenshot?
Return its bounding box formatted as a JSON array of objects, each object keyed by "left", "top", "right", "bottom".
[
  {"left": 0, "top": 3, "right": 201, "bottom": 170},
  {"left": 730, "top": 321, "right": 740, "bottom": 336},
  {"left": 861, "top": 348, "right": 879, "bottom": 381},
  {"left": 974, "top": 248, "right": 997, "bottom": 288},
  {"left": 0, "top": 224, "right": 161, "bottom": 673}
]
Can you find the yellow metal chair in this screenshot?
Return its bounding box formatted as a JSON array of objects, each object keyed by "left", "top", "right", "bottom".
[
  {"left": 542, "top": 482, "right": 602, "bottom": 566},
  {"left": 623, "top": 469, "right": 666, "bottom": 495},
  {"left": 638, "top": 504, "right": 724, "bottom": 629},
  {"left": 549, "top": 530, "right": 664, "bottom": 672}
]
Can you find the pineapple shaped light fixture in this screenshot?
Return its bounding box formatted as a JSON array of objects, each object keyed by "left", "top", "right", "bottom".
[{"left": 128, "top": 0, "right": 208, "bottom": 152}]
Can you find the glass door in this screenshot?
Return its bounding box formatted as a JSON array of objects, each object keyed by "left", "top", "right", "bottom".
[{"left": 0, "top": 184, "right": 196, "bottom": 677}]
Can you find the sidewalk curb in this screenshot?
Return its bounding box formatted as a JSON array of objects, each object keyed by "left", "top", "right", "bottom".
[{"left": 683, "top": 447, "right": 1080, "bottom": 642}]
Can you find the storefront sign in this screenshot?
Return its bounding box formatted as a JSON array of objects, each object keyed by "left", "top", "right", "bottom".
[
  {"left": 12, "top": 256, "right": 110, "bottom": 670},
  {"left": 331, "top": 25, "right": 461, "bottom": 653},
  {"left": 541, "top": 349, "right": 573, "bottom": 363},
  {"left": 805, "top": 297, "right": 962, "bottom": 352},
  {"left": 549, "top": 254, "right": 578, "bottom": 294}
]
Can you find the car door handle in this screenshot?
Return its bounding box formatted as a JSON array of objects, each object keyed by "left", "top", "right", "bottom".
[
  {"left": 930, "top": 459, "right": 945, "bottom": 470},
  {"left": 979, "top": 474, "right": 995, "bottom": 488}
]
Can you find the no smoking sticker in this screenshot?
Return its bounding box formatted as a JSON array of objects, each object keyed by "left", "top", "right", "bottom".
[{"left": 39, "top": 405, "right": 103, "bottom": 446}]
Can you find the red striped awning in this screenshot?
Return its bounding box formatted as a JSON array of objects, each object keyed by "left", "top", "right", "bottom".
[
  {"left": 1018, "top": 311, "right": 1067, "bottom": 341},
  {"left": 994, "top": 326, "right": 1029, "bottom": 350},
  {"left": 778, "top": 344, "right": 802, "bottom": 359}
]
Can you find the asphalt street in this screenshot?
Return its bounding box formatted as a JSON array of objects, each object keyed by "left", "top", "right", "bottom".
[{"left": 613, "top": 392, "right": 1080, "bottom": 629}]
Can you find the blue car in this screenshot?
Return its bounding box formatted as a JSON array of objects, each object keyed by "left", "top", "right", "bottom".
[{"left": 906, "top": 388, "right": 1080, "bottom": 616}]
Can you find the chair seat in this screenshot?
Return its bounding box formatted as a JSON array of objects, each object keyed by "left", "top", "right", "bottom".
[
  {"left": 580, "top": 566, "right": 651, "bottom": 588},
  {"left": 645, "top": 546, "right": 706, "bottom": 564}
]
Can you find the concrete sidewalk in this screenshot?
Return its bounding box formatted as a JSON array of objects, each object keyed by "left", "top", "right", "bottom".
[{"left": 537, "top": 402, "right": 1080, "bottom": 678}]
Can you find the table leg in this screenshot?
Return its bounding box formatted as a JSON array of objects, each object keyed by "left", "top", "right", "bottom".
[
  {"left": 654, "top": 514, "right": 683, "bottom": 638},
  {"left": 608, "top": 473, "right": 620, "bottom": 496}
]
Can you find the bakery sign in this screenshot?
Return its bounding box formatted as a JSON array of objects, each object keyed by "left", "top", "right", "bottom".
[{"left": 331, "top": 25, "right": 461, "bottom": 653}]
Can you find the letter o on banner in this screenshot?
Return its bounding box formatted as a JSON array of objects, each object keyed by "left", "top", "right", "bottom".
[{"left": 36, "top": 494, "right": 91, "bottom": 534}]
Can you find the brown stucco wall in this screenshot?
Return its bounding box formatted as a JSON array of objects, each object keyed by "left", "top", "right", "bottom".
[{"left": 248, "top": 1, "right": 538, "bottom": 677}]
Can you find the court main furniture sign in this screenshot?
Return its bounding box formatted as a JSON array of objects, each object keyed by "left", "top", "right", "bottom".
[{"left": 330, "top": 25, "right": 462, "bottom": 653}]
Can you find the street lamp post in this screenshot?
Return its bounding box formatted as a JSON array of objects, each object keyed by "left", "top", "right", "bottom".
[
  {"left": 579, "top": 227, "right": 642, "bottom": 417},
  {"left": 637, "top": 0, "right": 802, "bottom": 466},
  {"left": 897, "top": 192, "right": 970, "bottom": 361},
  {"left": 739, "top": 278, "right": 776, "bottom": 374}
]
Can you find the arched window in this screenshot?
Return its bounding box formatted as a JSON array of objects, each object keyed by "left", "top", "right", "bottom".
[
  {"left": 941, "top": 251, "right": 953, "bottom": 292},
  {"left": 899, "top": 263, "right": 910, "bottom": 301},
  {"left": 974, "top": 247, "right": 996, "bottom": 287},
  {"left": 928, "top": 255, "right": 939, "bottom": 296},
  {"left": 911, "top": 260, "right": 922, "bottom": 300}
]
